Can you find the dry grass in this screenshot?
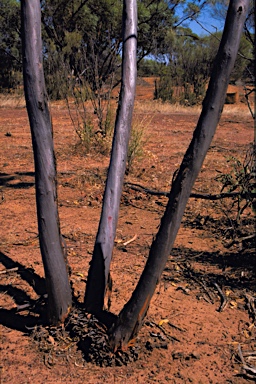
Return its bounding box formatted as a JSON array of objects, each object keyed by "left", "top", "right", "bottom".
[
  {"left": 0, "top": 92, "right": 252, "bottom": 120},
  {"left": 222, "top": 103, "right": 253, "bottom": 116},
  {"left": 134, "top": 100, "right": 201, "bottom": 115},
  {"left": 0, "top": 94, "right": 26, "bottom": 108},
  {"left": 134, "top": 99, "right": 253, "bottom": 118}
]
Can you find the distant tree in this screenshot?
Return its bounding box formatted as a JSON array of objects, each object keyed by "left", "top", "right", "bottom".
[
  {"left": 137, "top": 58, "right": 163, "bottom": 77},
  {"left": 0, "top": 0, "right": 22, "bottom": 90},
  {"left": 155, "top": 28, "right": 219, "bottom": 104},
  {"left": 33, "top": 0, "right": 176, "bottom": 138}
]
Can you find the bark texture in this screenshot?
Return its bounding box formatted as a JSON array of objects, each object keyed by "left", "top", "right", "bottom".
[
  {"left": 21, "top": 0, "right": 72, "bottom": 324},
  {"left": 84, "top": 0, "right": 137, "bottom": 314},
  {"left": 109, "top": 0, "right": 250, "bottom": 351}
]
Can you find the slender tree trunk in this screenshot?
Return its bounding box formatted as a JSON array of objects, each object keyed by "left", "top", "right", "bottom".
[
  {"left": 109, "top": 0, "right": 250, "bottom": 351},
  {"left": 21, "top": 0, "right": 72, "bottom": 324},
  {"left": 84, "top": 0, "right": 137, "bottom": 314}
]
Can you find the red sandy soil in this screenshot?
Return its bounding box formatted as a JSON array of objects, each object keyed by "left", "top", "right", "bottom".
[{"left": 0, "top": 81, "right": 255, "bottom": 383}]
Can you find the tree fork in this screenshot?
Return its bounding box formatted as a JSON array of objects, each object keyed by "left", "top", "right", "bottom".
[
  {"left": 109, "top": 0, "right": 250, "bottom": 351},
  {"left": 21, "top": 0, "right": 72, "bottom": 324}
]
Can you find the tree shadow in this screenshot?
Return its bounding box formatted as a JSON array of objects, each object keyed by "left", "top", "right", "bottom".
[
  {"left": 0, "top": 251, "right": 117, "bottom": 337},
  {"left": 168, "top": 247, "right": 256, "bottom": 292},
  {"left": 0, "top": 251, "right": 47, "bottom": 332},
  {"left": 0, "top": 172, "right": 35, "bottom": 189}
]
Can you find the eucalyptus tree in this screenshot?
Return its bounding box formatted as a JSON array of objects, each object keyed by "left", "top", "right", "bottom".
[
  {"left": 108, "top": 0, "right": 250, "bottom": 351},
  {"left": 20, "top": 0, "right": 250, "bottom": 352},
  {"left": 155, "top": 28, "right": 220, "bottom": 104},
  {"left": 84, "top": 0, "right": 138, "bottom": 314},
  {"left": 21, "top": 0, "right": 72, "bottom": 324}
]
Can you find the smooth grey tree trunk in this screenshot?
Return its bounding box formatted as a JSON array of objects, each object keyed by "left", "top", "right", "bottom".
[
  {"left": 84, "top": 0, "right": 137, "bottom": 314},
  {"left": 21, "top": 0, "right": 72, "bottom": 324},
  {"left": 109, "top": 0, "right": 250, "bottom": 351}
]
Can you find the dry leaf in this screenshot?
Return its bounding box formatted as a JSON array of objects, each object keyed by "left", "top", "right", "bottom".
[
  {"left": 48, "top": 335, "right": 56, "bottom": 346},
  {"left": 230, "top": 300, "right": 237, "bottom": 308},
  {"left": 158, "top": 319, "right": 169, "bottom": 326},
  {"left": 243, "top": 330, "right": 250, "bottom": 338}
]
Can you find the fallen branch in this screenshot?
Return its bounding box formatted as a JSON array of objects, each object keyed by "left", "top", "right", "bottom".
[
  {"left": 225, "top": 233, "right": 256, "bottom": 249},
  {"left": 125, "top": 182, "right": 255, "bottom": 201}
]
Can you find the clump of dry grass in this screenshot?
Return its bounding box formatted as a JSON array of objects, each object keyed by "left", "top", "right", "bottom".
[
  {"left": 134, "top": 99, "right": 253, "bottom": 118},
  {"left": 222, "top": 103, "right": 253, "bottom": 116},
  {"left": 134, "top": 100, "right": 201, "bottom": 115},
  {"left": 0, "top": 94, "right": 26, "bottom": 108}
]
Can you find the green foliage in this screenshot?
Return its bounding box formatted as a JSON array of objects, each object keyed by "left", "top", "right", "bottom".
[
  {"left": 138, "top": 59, "right": 163, "bottom": 77},
  {"left": 0, "top": 0, "right": 22, "bottom": 91},
  {"left": 126, "top": 116, "right": 149, "bottom": 174},
  {"left": 154, "top": 75, "right": 174, "bottom": 102},
  {"left": 40, "top": 0, "right": 175, "bottom": 100},
  {"left": 215, "top": 144, "right": 256, "bottom": 234},
  {"left": 231, "top": 34, "right": 254, "bottom": 83},
  {"left": 104, "top": 105, "right": 115, "bottom": 138},
  {"left": 155, "top": 28, "right": 218, "bottom": 105},
  {"left": 137, "top": 0, "right": 175, "bottom": 58},
  {"left": 75, "top": 120, "right": 94, "bottom": 153},
  {"left": 38, "top": 0, "right": 176, "bottom": 140}
]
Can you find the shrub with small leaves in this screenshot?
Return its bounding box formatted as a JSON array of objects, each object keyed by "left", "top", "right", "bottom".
[{"left": 215, "top": 144, "right": 255, "bottom": 242}]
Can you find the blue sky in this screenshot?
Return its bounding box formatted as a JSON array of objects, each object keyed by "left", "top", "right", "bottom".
[
  {"left": 175, "top": 4, "right": 225, "bottom": 37},
  {"left": 186, "top": 16, "right": 224, "bottom": 36}
]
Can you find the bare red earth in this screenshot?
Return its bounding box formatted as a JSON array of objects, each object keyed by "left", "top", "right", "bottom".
[{"left": 0, "top": 81, "right": 255, "bottom": 383}]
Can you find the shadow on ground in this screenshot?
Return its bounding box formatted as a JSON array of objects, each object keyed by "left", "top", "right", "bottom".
[
  {"left": 0, "top": 172, "right": 35, "bottom": 189},
  {"left": 0, "top": 251, "right": 46, "bottom": 331},
  {"left": 167, "top": 246, "right": 256, "bottom": 292}
]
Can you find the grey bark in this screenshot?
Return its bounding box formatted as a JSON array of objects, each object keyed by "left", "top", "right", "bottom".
[
  {"left": 84, "top": 0, "right": 138, "bottom": 314},
  {"left": 109, "top": 0, "right": 250, "bottom": 350},
  {"left": 21, "top": 0, "right": 72, "bottom": 324}
]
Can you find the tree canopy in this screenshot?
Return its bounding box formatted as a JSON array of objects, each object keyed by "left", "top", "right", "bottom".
[
  {"left": 0, "top": 0, "right": 21, "bottom": 90},
  {"left": 0, "top": 0, "right": 254, "bottom": 101}
]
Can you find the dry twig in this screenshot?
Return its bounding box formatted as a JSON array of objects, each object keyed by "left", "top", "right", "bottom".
[
  {"left": 238, "top": 344, "right": 256, "bottom": 379},
  {"left": 123, "top": 234, "right": 137, "bottom": 246},
  {"left": 244, "top": 293, "right": 256, "bottom": 323},
  {"left": 0, "top": 267, "right": 19, "bottom": 275},
  {"left": 214, "top": 283, "right": 228, "bottom": 312}
]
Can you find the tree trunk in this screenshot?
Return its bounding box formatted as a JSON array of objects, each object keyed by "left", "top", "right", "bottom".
[
  {"left": 84, "top": 0, "right": 137, "bottom": 314},
  {"left": 21, "top": 0, "right": 72, "bottom": 324},
  {"left": 109, "top": 0, "right": 250, "bottom": 351}
]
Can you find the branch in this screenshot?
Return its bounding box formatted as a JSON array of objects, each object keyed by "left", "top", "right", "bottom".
[
  {"left": 243, "top": 85, "right": 255, "bottom": 119},
  {"left": 125, "top": 182, "right": 255, "bottom": 201},
  {"left": 192, "top": 18, "right": 252, "bottom": 62},
  {"left": 0, "top": 47, "right": 22, "bottom": 65}
]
